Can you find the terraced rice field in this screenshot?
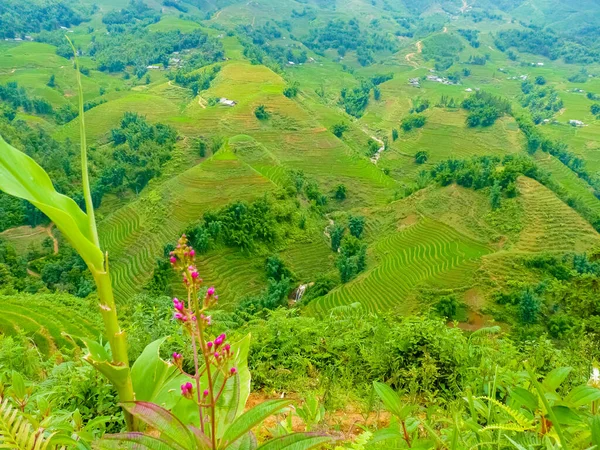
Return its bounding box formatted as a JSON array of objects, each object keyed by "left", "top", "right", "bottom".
[
  {"left": 534, "top": 152, "right": 600, "bottom": 217},
  {"left": 99, "top": 150, "right": 273, "bottom": 304},
  {"left": 513, "top": 177, "right": 600, "bottom": 253},
  {"left": 309, "top": 217, "right": 491, "bottom": 314},
  {"left": 0, "top": 294, "right": 102, "bottom": 354}
]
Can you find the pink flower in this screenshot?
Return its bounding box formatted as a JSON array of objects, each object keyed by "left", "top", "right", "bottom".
[
  {"left": 224, "top": 344, "right": 231, "bottom": 352},
  {"left": 174, "top": 312, "right": 187, "bottom": 322},
  {"left": 170, "top": 256, "right": 177, "bottom": 264},
  {"left": 173, "top": 298, "right": 184, "bottom": 311},
  {"left": 215, "top": 333, "right": 226, "bottom": 346},
  {"left": 191, "top": 271, "right": 199, "bottom": 279},
  {"left": 214, "top": 352, "right": 220, "bottom": 359},
  {"left": 207, "top": 341, "right": 213, "bottom": 349},
  {"left": 207, "top": 287, "right": 215, "bottom": 296},
  {"left": 230, "top": 367, "right": 237, "bottom": 375},
  {"left": 181, "top": 382, "right": 193, "bottom": 397},
  {"left": 203, "top": 389, "right": 209, "bottom": 397},
  {"left": 189, "top": 249, "right": 196, "bottom": 257},
  {"left": 173, "top": 352, "right": 182, "bottom": 360}
]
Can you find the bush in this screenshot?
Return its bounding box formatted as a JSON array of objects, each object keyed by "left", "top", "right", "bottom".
[
  {"left": 332, "top": 122, "right": 348, "bottom": 138},
  {"left": 401, "top": 114, "right": 426, "bottom": 132},
  {"left": 415, "top": 150, "right": 428, "bottom": 164},
  {"left": 254, "top": 105, "right": 269, "bottom": 120}
]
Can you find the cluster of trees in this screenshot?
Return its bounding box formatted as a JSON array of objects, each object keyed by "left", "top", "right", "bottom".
[
  {"left": 520, "top": 81, "right": 563, "bottom": 123},
  {"left": 237, "top": 23, "right": 308, "bottom": 70},
  {"left": 437, "top": 95, "right": 459, "bottom": 108},
  {"left": 0, "top": 81, "right": 79, "bottom": 124},
  {"left": 329, "top": 215, "right": 367, "bottom": 283},
  {"left": 421, "top": 33, "right": 464, "bottom": 71},
  {"left": 494, "top": 251, "right": 600, "bottom": 342},
  {"left": 302, "top": 19, "right": 397, "bottom": 66},
  {"left": 0, "top": 0, "right": 83, "bottom": 39},
  {"left": 108, "top": 112, "right": 177, "bottom": 195},
  {"left": 409, "top": 97, "right": 430, "bottom": 114},
  {"left": 171, "top": 65, "right": 221, "bottom": 96},
  {"left": 401, "top": 113, "right": 427, "bottom": 131},
  {"left": 462, "top": 90, "right": 512, "bottom": 127},
  {"left": 185, "top": 197, "right": 286, "bottom": 253},
  {"left": 101, "top": 0, "right": 157, "bottom": 25},
  {"left": 283, "top": 82, "right": 299, "bottom": 98},
  {"left": 90, "top": 28, "right": 223, "bottom": 74},
  {"left": 429, "top": 155, "right": 545, "bottom": 208},
  {"left": 495, "top": 28, "right": 600, "bottom": 64},
  {"left": 340, "top": 81, "right": 372, "bottom": 118},
  {"left": 467, "top": 54, "right": 488, "bottom": 65},
  {"left": 458, "top": 29, "right": 480, "bottom": 48}
]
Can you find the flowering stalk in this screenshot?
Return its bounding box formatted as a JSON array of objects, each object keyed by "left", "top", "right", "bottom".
[{"left": 169, "top": 235, "right": 237, "bottom": 449}]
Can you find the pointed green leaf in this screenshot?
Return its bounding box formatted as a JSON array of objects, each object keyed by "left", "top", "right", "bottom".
[
  {"left": 131, "top": 337, "right": 187, "bottom": 409},
  {"left": 98, "top": 432, "right": 179, "bottom": 450},
  {"left": 222, "top": 399, "right": 290, "bottom": 446},
  {"left": 121, "top": 402, "right": 196, "bottom": 450},
  {"left": 369, "top": 427, "right": 404, "bottom": 445},
  {"left": 0, "top": 135, "right": 104, "bottom": 272},
  {"left": 509, "top": 387, "right": 538, "bottom": 411},
  {"left": 255, "top": 433, "right": 331, "bottom": 450},
  {"left": 373, "top": 382, "right": 412, "bottom": 420},
  {"left": 542, "top": 367, "right": 572, "bottom": 392},
  {"left": 565, "top": 385, "right": 600, "bottom": 407},
  {"left": 225, "top": 432, "right": 257, "bottom": 450},
  {"left": 590, "top": 415, "right": 600, "bottom": 446},
  {"left": 550, "top": 406, "right": 582, "bottom": 426}
]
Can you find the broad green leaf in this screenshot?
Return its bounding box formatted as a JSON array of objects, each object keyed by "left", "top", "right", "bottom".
[
  {"left": 121, "top": 402, "right": 196, "bottom": 450},
  {"left": 509, "top": 387, "right": 538, "bottom": 411},
  {"left": 565, "top": 385, "right": 600, "bottom": 407},
  {"left": 11, "top": 371, "right": 26, "bottom": 400},
  {"left": 131, "top": 337, "right": 187, "bottom": 409},
  {"left": 373, "top": 382, "right": 412, "bottom": 420},
  {"left": 542, "top": 367, "right": 572, "bottom": 392},
  {"left": 550, "top": 406, "right": 582, "bottom": 426},
  {"left": 214, "top": 373, "right": 241, "bottom": 438},
  {"left": 225, "top": 432, "right": 258, "bottom": 450},
  {"left": 255, "top": 433, "right": 332, "bottom": 450},
  {"left": 369, "top": 427, "right": 404, "bottom": 445},
  {"left": 222, "top": 399, "right": 290, "bottom": 446},
  {"left": 590, "top": 415, "right": 600, "bottom": 446},
  {"left": 98, "top": 432, "right": 179, "bottom": 450},
  {"left": 504, "top": 436, "right": 529, "bottom": 450},
  {"left": 0, "top": 135, "right": 104, "bottom": 272},
  {"left": 75, "top": 336, "right": 131, "bottom": 392}
]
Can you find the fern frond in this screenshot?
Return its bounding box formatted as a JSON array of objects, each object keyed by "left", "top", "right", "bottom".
[
  {"left": 469, "top": 326, "right": 501, "bottom": 340},
  {"left": 483, "top": 423, "right": 532, "bottom": 433},
  {"left": 477, "top": 396, "right": 534, "bottom": 430},
  {"left": 0, "top": 397, "right": 54, "bottom": 450}
]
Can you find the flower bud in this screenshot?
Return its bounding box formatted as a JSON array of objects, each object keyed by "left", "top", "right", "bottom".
[
  {"left": 230, "top": 367, "right": 237, "bottom": 376},
  {"left": 170, "top": 256, "right": 177, "bottom": 264},
  {"left": 207, "top": 287, "right": 215, "bottom": 296},
  {"left": 203, "top": 389, "right": 209, "bottom": 397},
  {"left": 190, "top": 249, "right": 196, "bottom": 257},
  {"left": 181, "top": 382, "right": 194, "bottom": 398}
]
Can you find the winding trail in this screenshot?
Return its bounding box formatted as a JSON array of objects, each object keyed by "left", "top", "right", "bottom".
[
  {"left": 323, "top": 214, "right": 334, "bottom": 239},
  {"left": 460, "top": 0, "right": 469, "bottom": 13},
  {"left": 45, "top": 223, "right": 58, "bottom": 255},
  {"left": 405, "top": 40, "right": 423, "bottom": 68}
]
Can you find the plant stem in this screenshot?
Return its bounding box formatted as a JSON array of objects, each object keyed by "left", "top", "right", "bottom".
[
  {"left": 191, "top": 325, "right": 204, "bottom": 433},
  {"left": 94, "top": 267, "right": 135, "bottom": 430},
  {"left": 198, "top": 325, "right": 217, "bottom": 450},
  {"left": 66, "top": 35, "right": 99, "bottom": 248}
]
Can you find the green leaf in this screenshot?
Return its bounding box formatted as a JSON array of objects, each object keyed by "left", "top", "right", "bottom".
[
  {"left": 120, "top": 402, "right": 196, "bottom": 450},
  {"left": 255, "top": 433, "right": 331, "bottom": 450},
  {"left": 550, "top": 406, "right": 582, "bottom": 426},
  {"left": 76, "top": 336, "right": 131, "bottom": 392},
  {"left": 98, "top": 432, "right": 179, "bottom": 450},
  {"left": 225, "top": 432, "right": 257, "bottom": 450},
  {"left": 0, "top": 135, "right": 104, "bottom": 272},
  {"left": 565, "top": 385, "right": 600, "bottom": 407},
  {"left": 131, "top": 337, "right": 187, "bottom": 409},
  {"left": 10, "top": 371, "right": 26, "bottom": 400},
  {"left": 222, "top": 399, "right": 290, "bottom": 446},
  {"left": 542, "top": 367, "right": 572, "bottom": 392},
  {"left": 509, "top": 387, "right": 538, "bottom": 411},
  {"left": 590, "top": 415, "right": 600, "bottom": 446},
  {"left": 369, "top": 427, "right": 404, "bottom": 445},
  {"left": 214, "top": 373, "right": 241, "bottom": 438},
  {"left": 373, "top": 382, "right": 412, "bottom": 420}
]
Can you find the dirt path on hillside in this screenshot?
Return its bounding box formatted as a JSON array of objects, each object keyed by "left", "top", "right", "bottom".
[
  {"left": 405, "top": 40, "right": 422, "bottom": 68},
  {"left": 323, "top": 215, "right": 334, "bottom": 239},
  {"left": 443, "top": 26, "right": 448, "bottom": 33},
  {"left": 46, "top": 223, "right": 58, "bottom": 254},
  {"left": 213, "top": 9, "right": 223, "bottom": 19},
  {"left": 369, "top": 135, "right": 385, "bottom": 164},
  {"left": 198, "top": 96, "right": 207, "bottom": 108}
]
